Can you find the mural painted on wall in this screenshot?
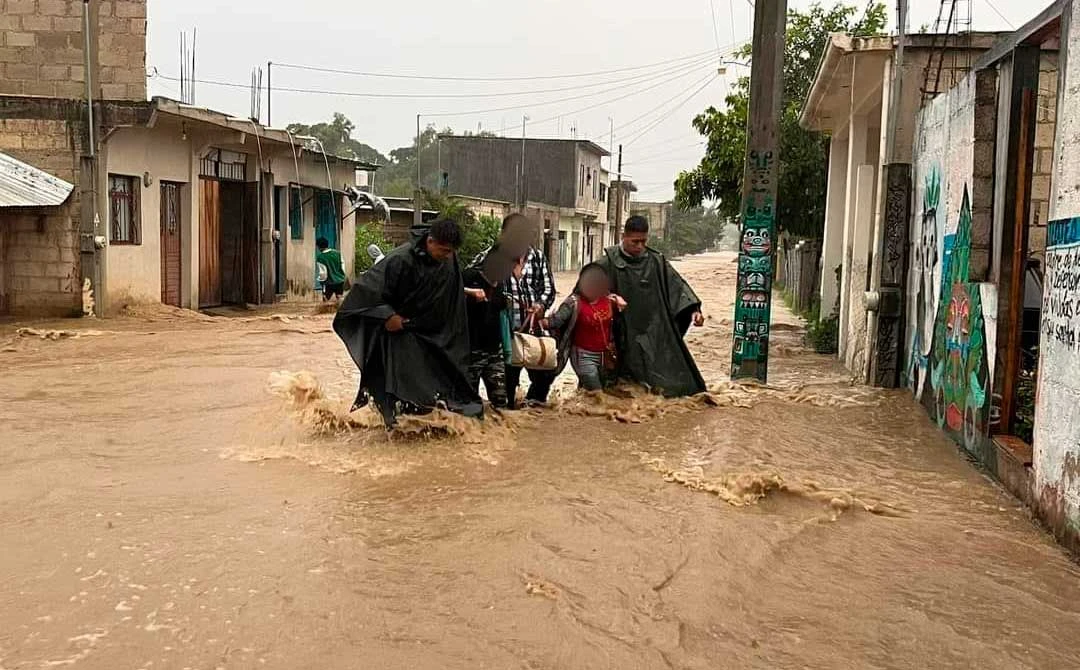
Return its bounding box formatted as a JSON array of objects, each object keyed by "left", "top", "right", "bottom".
[
  {"left": 908, "top": 166, "right": 942, "bottom": 396},
  {"left": 731, "top": 149, "right": 776, "bottom": 383},
  {"left": 924, "top": 187, "right": 991, "bottom": 453}
]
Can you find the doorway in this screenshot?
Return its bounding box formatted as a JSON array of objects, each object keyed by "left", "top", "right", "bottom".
[
  {"left": 274, "top": 186, "right": 285, "bottom": 295},
  {"left": 159, "top": 181, "right": 182, "bottom": 307},
  {"left": 313, "top": 189, "right": 338, "bottom": 290},
  {"left": 198, "top": 177, "right": 259, "bottom": 308}
]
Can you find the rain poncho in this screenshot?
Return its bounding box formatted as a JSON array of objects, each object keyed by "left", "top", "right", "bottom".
[
  {"left": 333, "top": 225, "right": 482, "bottom": 423},
  {"left": 594, "top": 246, "right": 705, "bottom": 397}
]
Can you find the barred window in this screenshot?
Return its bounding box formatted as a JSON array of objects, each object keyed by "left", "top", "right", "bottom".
[{"left": 109, "top": 174, "right": 140, "bottom": 244}]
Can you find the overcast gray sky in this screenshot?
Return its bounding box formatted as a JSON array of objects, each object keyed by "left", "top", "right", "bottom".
[{"left": 146, "top": 0, "right": 1026, "bottom": 201}]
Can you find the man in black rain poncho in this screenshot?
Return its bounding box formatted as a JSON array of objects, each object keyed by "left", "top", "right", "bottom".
[
  {"left": 594, "top": 215, "right": 706, "bottom": 397},
  {"left": 333, "top": 219, "right": 482, "bottom": 428}
]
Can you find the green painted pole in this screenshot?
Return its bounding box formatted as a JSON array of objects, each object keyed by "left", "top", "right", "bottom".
[{"left": 731, "top": 0, "right": 787, "bottom": 383}]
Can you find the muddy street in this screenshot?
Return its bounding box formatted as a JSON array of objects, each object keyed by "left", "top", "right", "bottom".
[{"left": 2, "top": 252, "right": 1079, "bottom": 670}]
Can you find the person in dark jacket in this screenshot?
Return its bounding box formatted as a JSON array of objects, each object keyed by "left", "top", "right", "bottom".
[
  {"left": 594, "top": 216, "right": 706, "bottom": 397},
  {"left": 332, "top": 219, "right": 482, "bottom": 428},
  {"left": 463, "top": 263, "right": 510, "bottom": 408}
]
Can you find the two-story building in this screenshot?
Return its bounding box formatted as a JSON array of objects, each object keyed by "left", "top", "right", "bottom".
[{"left": 437, "top": 136, "right": 609, "bottom": 271}]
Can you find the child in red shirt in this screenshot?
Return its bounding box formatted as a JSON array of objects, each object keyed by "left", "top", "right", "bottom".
[{"left": 547, "top": 263, "right": 627, "bottom": 391}]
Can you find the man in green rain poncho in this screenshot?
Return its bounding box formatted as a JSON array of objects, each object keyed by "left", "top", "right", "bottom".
[{"left": 593, "top": 216, "right": 706, "bottom": 397}]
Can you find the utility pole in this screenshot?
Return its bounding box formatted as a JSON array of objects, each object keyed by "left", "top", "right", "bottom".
[
  {"left": 608, "top": 117, "right": 614, "bottom": 171},
  {"left": 614, "top": 144, "right": 624, "bottom": 229},
  {"left": 519, "top": 115, "right": 528, "bottom": 211},
  {"left": 266, "top": 61, "right": 271, "bottom": 126},
  {"left": 414, "top": 114, "right": 422, "bottom": 227},
  {"left": 730, "top": 0, "right": 787, "bottom": 383}
]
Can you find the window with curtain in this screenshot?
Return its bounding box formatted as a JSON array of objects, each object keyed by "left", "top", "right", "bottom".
[
  {"left": 108, "top": 174, "right": 139, "bottom": 244},
  {"left": 289, "top": 186, "right": 303, "bottom": 239}
]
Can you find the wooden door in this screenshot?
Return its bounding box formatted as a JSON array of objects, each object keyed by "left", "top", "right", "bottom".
[
  {"left": 199, "top": 178, "right": 221, "bottom": 308},
  {"left": 160, "top": 182, "right": 182, "bottom": 307}
]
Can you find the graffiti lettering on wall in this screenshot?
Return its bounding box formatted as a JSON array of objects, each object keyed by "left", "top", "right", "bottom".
[
  {"left": 731, "top": 149, "right": 776, "bottom": 382},
  {"left": 1043, "top": 217, "right": 1080, "bottom": 352},
  {"left": 925, "top": 187, "right": 991, "bottom": 453}
]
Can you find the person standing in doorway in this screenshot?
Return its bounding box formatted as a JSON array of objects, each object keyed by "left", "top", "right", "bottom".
[{"left": 316, "top": 237, "right": 347, "bottom": 301}]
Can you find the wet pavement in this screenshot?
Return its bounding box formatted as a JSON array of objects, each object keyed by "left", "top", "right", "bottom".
[{"left": 2, "top": 252, "right": 1079, "bottom": 669}]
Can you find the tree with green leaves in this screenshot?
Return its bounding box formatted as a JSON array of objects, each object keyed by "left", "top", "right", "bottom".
[
  {"left": 674, "top": 2, "right": 887, "bottom": 238},
  {"left": 286, "top": 113, "right": 388, "bottom": 165}
]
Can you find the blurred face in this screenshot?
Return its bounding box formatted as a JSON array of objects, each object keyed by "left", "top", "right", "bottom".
[
  {"left": 579, "top": 269, "right": 609, "bottom": 301},
  {"left": 622, "top": 231, "right": 648, "bottom": 257},
  {"left": 426, "top": 237, "right": 456, "bottom": 262}
]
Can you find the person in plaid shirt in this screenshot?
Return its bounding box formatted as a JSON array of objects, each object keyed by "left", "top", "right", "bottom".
[{"left": 476, "top": 214, "right": 559, "bottom": 408}]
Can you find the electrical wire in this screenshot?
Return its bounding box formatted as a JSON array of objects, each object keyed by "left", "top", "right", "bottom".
[
  {"left": 272, "top": 47, "right": 722, "bottom": 83},
  {"left": 625, "top": 75, "right": 718, "bottom": 146},
  {"left": 708, "top": 0, "right": 724, "bottom": 59},
  {"left": 983, "top": 0, "right": 1016, "bottom": 29},
  {"left": 150, "top": 52, "right": 718, "bottom": 102},
  {"left": 440, "top": 57, "right": 718, "bottom": 124},
  {"left": 599, "top": 71, "right": 718, "bottom": 139}
]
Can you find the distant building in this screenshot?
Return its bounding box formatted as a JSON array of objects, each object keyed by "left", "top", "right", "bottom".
[
  {"left": 452, "top": 194, "right": 512, "bottom": 223},
  {"left": 629, "top": 200, "right": 672, "bottom": 239},
  {"left": 607, "top": 179, "right": 637, "bottom": 245},
  {"left": 438, "top": 135, "right": 609, "bottom": 271},
  {"left": 370, "top": 197, "right": 438, "bottom": 245}
]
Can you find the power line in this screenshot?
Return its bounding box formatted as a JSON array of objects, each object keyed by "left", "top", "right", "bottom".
[
  {"left": 600, "top": 71, "right": 717, "bottom": 139},
  {"left": 273, "top": 48, "right": 720, "bottom": 83},
  {"left": 448, "top": 58, "right": 718, "bottom": 125},
  {"left": 151, "top": 53, "right": 717, "bottom": 102},
  {"left": 623, "top": 141, "right": 706, "bottom": 165},
  {"left": 708, "top": 0, "right": 724, "bottom": 58},
  {"left": 983, "top": 0, "right": 1016, "bottom": 28},
  {"left": 625, "top": 75, "right": 718, "bottom": 146}
]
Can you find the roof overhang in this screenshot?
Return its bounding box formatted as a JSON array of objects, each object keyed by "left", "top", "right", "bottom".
[
  {"left": 973, "top": 0, "right": 1066, "bottom": 69},
  {"left": 800, "top": 34, "right": 892, "bottom": 133},
  {"left": 149, "top": 97, "right": 372, "bottom": 168},
  {"left": 0, "top": 151, "right": 74, "bottom": 208},
  {"left": 801, "top": 31, "right": 1009, "bottom": 133}
]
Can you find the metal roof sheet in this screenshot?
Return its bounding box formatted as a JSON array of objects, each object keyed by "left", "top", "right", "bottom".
[{"left": 0, "top": 152, "right": 74, "bottom": 208}]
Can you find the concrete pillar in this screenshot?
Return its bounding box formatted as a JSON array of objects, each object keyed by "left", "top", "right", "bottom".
[
  {"left": 820, "top": 135, "right": 848, "bottom": 317},
  {"left": 866, "top": 57, "right": 894, "bottom": 384},
  {"left": 839, "top": 115, "right": 868, "bottom": 357},
  {"left": 846, "top": 164, "right": 876, "bottom": 373}
]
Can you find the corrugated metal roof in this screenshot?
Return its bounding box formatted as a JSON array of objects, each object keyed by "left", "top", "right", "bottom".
[{"left": 0, "top": 151, "right": 75, "bottom": 208}]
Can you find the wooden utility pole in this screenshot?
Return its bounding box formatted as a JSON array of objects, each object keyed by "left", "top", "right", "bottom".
[
  {"left": 730, "top": 0, "right": 786, "bottom": 382},
  {"left": 614, "top": 144, "right": 624, "bottom": 229},
  {"left": 414, "top": 114, "right": 423, "bottom": 227}
]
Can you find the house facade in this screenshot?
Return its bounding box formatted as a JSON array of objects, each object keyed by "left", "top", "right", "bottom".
[
  {"left": 800, "top": 32, "right": 1003, "bottom": 381},
  {"left": 0, "top": 0, "right": 371, "bottom": 317},
  {"left": 438, "top": 135, "right": 610, "bottom": 271},
  {"left": 802, "top": 3, "right": 1080, "bottom": 553}
]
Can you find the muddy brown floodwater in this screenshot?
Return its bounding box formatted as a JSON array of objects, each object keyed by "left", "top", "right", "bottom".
[{"left": 2, "top": 252, "right": 1080, "bottom": 670}]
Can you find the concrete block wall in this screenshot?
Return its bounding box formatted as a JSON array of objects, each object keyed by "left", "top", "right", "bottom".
[
  {"left": 907, "top": 70, "right": 998, "bottom": 462},
  {"left": 0, "top": 117, "right": 82, "bottom": 316},
  {"left": 0, "top": 0, "right": 146, "bottom": 100},
  {"left": 1029, "top": 54, "right": 1060, "bottom": 262},
  {"left": 1035, "top": 0, "right": 1080, "bottom": 555}
]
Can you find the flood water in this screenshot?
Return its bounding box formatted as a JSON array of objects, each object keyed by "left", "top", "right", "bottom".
[{"left": 2, "top": 252, "right": 1079, "bottom": 669}]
